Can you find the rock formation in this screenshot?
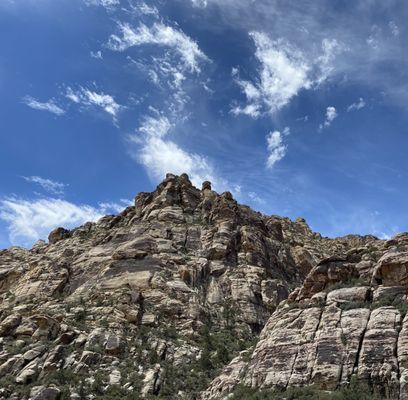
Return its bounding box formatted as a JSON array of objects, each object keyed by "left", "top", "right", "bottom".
[
  {"left": 0, "top": 173, "right": 405, "bottom": 399},
  {"left": 204, "top": 234, "right": 408, "bottom": 400}
]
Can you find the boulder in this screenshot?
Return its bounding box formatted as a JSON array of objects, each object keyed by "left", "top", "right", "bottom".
[
  {"left": 142, "top": 364, "right": 161, "bottom": 397},
  {"left": 0, "top": 314, "right": 21, "bottom": 336},
  {"left": 326, "top": 286, "right": 370, "bottom": 304},
  {"left": 109, "top": 369, "right": 121, "bottom": 385},
  {"left": 105, "top": 334, "right": 123, "bottom": 356},
  {"left": 48, "top": 227, "right": 70, "bottom": 244},
  {"left": 202, "top": 181, "right": 212, "bottom": 191},
  {"left": 30, "top": 386, "right": 61, "bottom": 400}
]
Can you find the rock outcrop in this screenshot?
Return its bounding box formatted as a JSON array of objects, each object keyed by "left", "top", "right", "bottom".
[
  {"left": 0, "top": 173, "right": 405, "bottom": 399},
  {"left": 204, "top": 234, "right": 408, "bottom": 400}
]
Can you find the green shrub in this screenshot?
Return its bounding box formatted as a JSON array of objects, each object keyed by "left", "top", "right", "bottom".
[
  {"left": 74, "top": 308, "right": 87, "bottom": 323},
  {"left": 231, "top": 385, "right": 331, "bottom": 400},
  {"left": 327, "top": 277, "right": 366, "bottom": 292},
  {"left": 230, "top": 379, "right": 381, "bottom": 400},
  {"left": 338, "top": 301, "right": 370, "bottom": 311},
  {"left": 46, "top": 368, "right": 80, "bottom": 386},
  {"left": 94, "top": 386, "right": 141, "bottom": 399},
  {"left": 372, "top": 295, "right": 408, "bottom": 316}
]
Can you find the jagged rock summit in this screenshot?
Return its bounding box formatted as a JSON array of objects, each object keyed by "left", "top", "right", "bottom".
[{"left": 0, "top": 173, "right": 406, "bottom": 399}]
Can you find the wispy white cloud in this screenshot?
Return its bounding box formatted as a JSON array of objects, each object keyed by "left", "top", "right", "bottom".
[
  {"left": 137, "top": 114, "right": 172, "bottom": 138},
  {"left": 319, "top": 106, "right": 338, "bottom": 130},
  {"left": 107, "top": 22, "right": 209, "bottom": 73},
  {"left": 22, "top": 176, "right": 67, "bottom": 195},
  {"left": 325, "top": 106, "right": 338, "bottom": 124},
  {"left": 389, "top": 21, "right": 399, "bottom": 37},
  {"left": 107, "top": 18, "right": 210, "bottom": 116},
  {"left": 132, "top": 2, "right": 159, "bottom": 16},
  {"left": 232, "top": 33, "right": 310, "bottom": 117},
  {"left": 366, "top": 25, "right": 381, "bottom": 50},
  {"left": 125, "top": 52, "right": 194, "bottom": 117},
  {"left": 248, "top": 191, "right": 266, "bottom": 205},
  {"left": 138, "top": 137, "right": 215, "bottom": 187},
  {"left": 315, "top": 38, "right": 344, "bottom": 85},
  {"left": 232, "top": 32, "right": 343, "bottom": 117},
  {"left": 130, "top": 114, "right": 220, "bottom": 188},
  {"left": 22, "top": 96, "right": 65, "bottom": 116},
  {"left": 296, "top": 115, "right": 309, "bottom": 122},
  {"left": 266, "top": 130, "right": 287, "bottom": 168},
  {"left": 66, "top": 87, "right": 123, "bottom": 120},
  {"left": 84, "top": 0, "right": 119, "bottom": 9},
  {"left": 98, "top": 199, "right": 131, "bottom": 214},
  {"left": 150, "top": 57, "right": 187, "bottom": 90},
  {"left": 90, "top": 50, "right": 103, "bottom": 59},
  {"left": 282, "top": 126, "right": 290, "bottom": 136},
  {"left": 347, "top": 97, "right": 366, "bottom": 112},
  {"left": 191, "top": 0, "right": 208, "bottom": 7},
  {"left": 105, "top": 11, "right": 227, "bottom": 192},
  {"left": 189, "top": 1, "right": 408, "bottom": 108},
  {"left": 0, "top": 197, "right": 128, "bottom": 246}
]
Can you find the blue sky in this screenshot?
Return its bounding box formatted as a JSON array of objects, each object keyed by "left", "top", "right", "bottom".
[{"left": 1, "top": 0, "right": 407, "bottom": 248}]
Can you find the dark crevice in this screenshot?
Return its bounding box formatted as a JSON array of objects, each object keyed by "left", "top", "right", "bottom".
[{"left": 352, "top": 309, "right": 371, "bottom": 376}]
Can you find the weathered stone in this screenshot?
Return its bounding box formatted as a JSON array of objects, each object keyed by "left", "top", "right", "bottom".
[
  {"left": 79, "top": 350, "right": 101, "bottom": 366},
  {"left": 48, "top": 227, "right": 70, "bottom": 244},
  {"left": 297, "top": 258, "right": 358, "bottom": 300},
  {"left": 84, "top": 328, "right": 106, "bottom": 351},
  {"left": 23, "top": 345, "right": 46, "bottom": 362},
  {"left": 0, "top": 355, "right": 25, "bottom": 377},
  {"left": 372, "top": 285, "right": 407, "bottom": 302},
  {"left": 31, "top": 315, "right": 59, "bottom": 341},
  {"left": 105, "top": 334, "right": 123, "bottom": 356},
  {"left": 16, "top": 357, "right": 41, "bottom": 383},
  {"left": 56, "top": 331, "right": 76, "bottom": 345},
  {"left": 14, "top": 319, "right": 37, "bottom": 337},
  {"left": 373, "top": 251, "right": 408, "bottom": 286},
  {"left": 30, "top": 385, "right": 61, "bottom": 400},
  {"left": 142, "top": 364, "right": 161, "bottom": 397},
  {"left": 0, "top": 314, "right": 21, "bottom": 336},
  {"left": 111, "top": 237, "right": 156, "bottom": 260},
  {"left": 141, "top": 314, "right": 156, "bottom": 326},
  {"left": 109, "top": 368, "right": 121, "bottom": 385},
  {"left": 398, "top": 314, "right": 408, "bottom": 400},
  {"left": 166, "top": 279, "right": 192, "bottom": 292},
  {"left": 357, "top": 307, "right": 400, "bottom": 398},
  {"left": 42, "top": 345, "right": 64, "bottom": 372},
  {"left": 202, "top": 181, "right": 211, "bottom": 191},
  {"left": 0, "top": 173, "right": 406, "bottom": 400},
  {"left": 326, "top": 286, "right": 370, "bottom": 304}
]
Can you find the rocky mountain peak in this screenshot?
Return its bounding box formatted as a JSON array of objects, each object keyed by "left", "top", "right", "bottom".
[
  {"left": 0, "top": 174, "right": 406, "bottom": 399},
  {"left": 134, "top": 173, "right": 205, "bottom": 217}
]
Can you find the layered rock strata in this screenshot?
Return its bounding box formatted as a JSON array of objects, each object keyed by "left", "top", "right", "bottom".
[{"left": 0, "top": 173, "right": 400, "bottom": 399}]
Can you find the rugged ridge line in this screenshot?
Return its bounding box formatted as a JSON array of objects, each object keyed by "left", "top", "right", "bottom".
[{"left": 0, "top": 173, "right": 402, "bottom": 400}]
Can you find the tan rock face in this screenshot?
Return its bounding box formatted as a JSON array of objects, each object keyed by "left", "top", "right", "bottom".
[
  {"left": 47, "top": 227, "right": 70, "bottom": 244},
  {"left": 203, "top": 234, "right": 408, "bottom": 400},
  {"left": 326, "top": 286, "right": 370, "bottom": 304},
  {"left": 0, "top": 314, "right": 21, "bottom": 336},
  {"left": 0, "top": 173, "right": 404, "bottom": 399},
  {"left": 374, "top": 251, "right": 408, "bottom": 286}
]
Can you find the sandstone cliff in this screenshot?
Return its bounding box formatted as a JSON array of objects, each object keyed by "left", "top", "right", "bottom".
[
  {"left": 204, "top": 234, "right": 408, "bottom": 400},
  {"left": 0, "top": 173, "right": 402, "bottom": 399}
]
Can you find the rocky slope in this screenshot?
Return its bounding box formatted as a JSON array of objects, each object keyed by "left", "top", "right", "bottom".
[
  {"left": 0, "top": 173, "right": 403, "bottom": 399},
  {"left": 204, "top": 234, "right": 408, "bottom": 400}
]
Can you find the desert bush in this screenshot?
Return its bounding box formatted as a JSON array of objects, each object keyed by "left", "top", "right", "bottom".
[
  {"left": 231, "top": 379, "right": 381, "bottom": 400},
  {"left": 372, "top": 294, "right": 408, "bottom": 316}
]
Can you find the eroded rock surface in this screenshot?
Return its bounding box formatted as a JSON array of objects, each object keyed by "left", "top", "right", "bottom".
[
  {"left": 0, "top": 173, "right": 404, "bottom": 399},
  {"left": 204, "top": 233, "right": 408, "bottom": 399}
]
